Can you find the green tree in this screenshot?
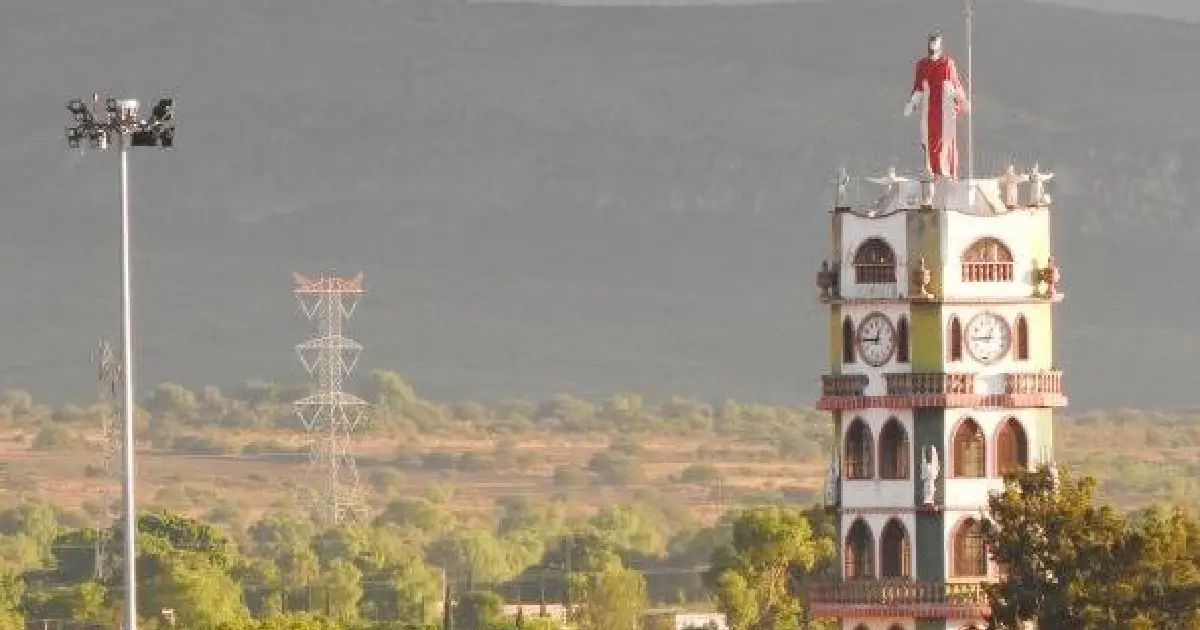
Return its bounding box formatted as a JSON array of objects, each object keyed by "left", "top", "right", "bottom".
[
  {"left": 318, "top": 559, "right": 362, "bottom": 622},
  {"left": 0, "top": 574, "right": 23, "bottom": 630},
  {"left": 705, "top": 505, "right": 833, "bottom": 630},
  {"left": 454, "top": 590, "right": 504, "bottom": 630},
  {"left": 985, "top": 466, "right": 1136, "bottom": 629},
  {"left": 570, "top": 555, "right": 646, "bottom": 630},
  {"left": 987, "top": 466, "right": 1200, "bottom": 629},
  {"left": 133, "top": 511, "right": 250, "bottom": 629}
]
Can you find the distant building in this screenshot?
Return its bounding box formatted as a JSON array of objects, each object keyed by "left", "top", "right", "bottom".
[{"left": 644, "top": 609, "right": 728, "bottom": 630}]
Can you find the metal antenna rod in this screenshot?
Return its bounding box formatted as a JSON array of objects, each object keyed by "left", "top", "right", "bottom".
[{"left": 966, "top": 0, "right": 975, "bottom": 182}]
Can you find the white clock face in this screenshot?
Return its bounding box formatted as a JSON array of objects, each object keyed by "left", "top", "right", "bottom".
[
  {"left": 965, "top": 312, "right": 1011, "bottom": 364},
  {"left": 855, "top": 312, "right": 896, "bottom": 367}
]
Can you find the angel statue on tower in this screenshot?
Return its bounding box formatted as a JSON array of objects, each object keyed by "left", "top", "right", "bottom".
[{"left": 904, "top": 31, "right": 969, "bottom": 180}]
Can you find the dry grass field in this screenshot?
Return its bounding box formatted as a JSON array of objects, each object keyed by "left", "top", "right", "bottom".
[{"left": 0, "top": 426, "right": 826, "bottom": 527}]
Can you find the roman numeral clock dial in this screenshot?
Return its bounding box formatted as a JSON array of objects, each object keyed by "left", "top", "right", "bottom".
[{"left": 855, "top": 312, "right": 896, "bottom": 367}]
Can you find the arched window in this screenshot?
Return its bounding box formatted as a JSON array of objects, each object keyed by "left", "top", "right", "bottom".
[
  {"left": 952, "top": 518, "right": 988, "bottom": 577},
  {"left": 953, "top": 418, "right": 986, "bottom": 478},
  {"left": 878, "top": 418, "right": 910, "bottom": 480},
  {"left": 844, "top": 519, "right": 875, "bottom": 579},
  {"left": 947, "top": 317, "right": 963, "bottom": 361},
  {"left": 1014, "top": 315, "right": 1029, "bottom": 360},
  {"left": 853, "top": 238, "right": 897, "bottom": 284},
  {"left": 961, "top": 237, "right": 1014, "bottom": 282},
  {"left": 996, "top": 417, "right": 1029, "bottom": 476},
  {"left": 844, "top": 418, "right": 874, "bottom": 480},
  {"left": 879, "top": 519, "right": 911, "bottom": 578},
  {"left": 842, "top": 317, "right": 855, "bottom": 363},
  {"left": 896, "top": 316, "right": 910, "bottom": 363}
]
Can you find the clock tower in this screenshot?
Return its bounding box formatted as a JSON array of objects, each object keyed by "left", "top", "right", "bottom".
[{"left": 807, "top": 37, "right": 1065, "bottom": 630}]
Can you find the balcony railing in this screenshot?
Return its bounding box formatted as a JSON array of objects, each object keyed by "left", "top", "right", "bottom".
[
  {"left": 816, "top": 371, "right": 1067, "bottom": 410},
  {"left": 885, "top": 372, "right": 975, "bottom": 396},
  {"left": 853, "top": 263, "right": 898, "bottom": 284},
  {"left": 808, "top": 580, "right": 990, "bottom": 619},
  {"left": 961, "top": 261, "right": 1014, "bottom": 283},
  {"left": 1006, "top": 370, "right": 1064, "bottom": 395},
  {"left": 821, "top": 374, "right": 869, "bottom": 397}
]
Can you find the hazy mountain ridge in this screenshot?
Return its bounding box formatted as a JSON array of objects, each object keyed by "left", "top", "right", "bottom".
[{"left": 1, "top": 0, "right": 1197, "bottom": 410}]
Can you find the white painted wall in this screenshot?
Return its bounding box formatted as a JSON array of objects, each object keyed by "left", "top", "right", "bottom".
[
  {"left": 940, "top": 207, "right": 1052, "bottom": 301},
  {"left": 838, "top": 213, "right": 908, "bottom": 301},
  {"left": 841, "top": 619, "right": 912, "bottom": 630},
  {"left": 839, "top": 511, "right": 918, "bottom": 580},
  {"left": 840, "top": 409, "right": 914, "bottom": 509},
  {"left": 841, "top": 616, "right": 985, "bottom": 629},
  {"left": 939, "top": 409, "right": 1049, "bottom": 501},
  {"left": 839, "top": 303, "right": 912, "bottom": 395},
  {"left": 939, "top": 304, "right": 1053, "bottom": 375}
]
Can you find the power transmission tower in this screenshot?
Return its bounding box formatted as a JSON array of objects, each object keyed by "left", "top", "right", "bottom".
[
  {"left": 292, "top": 272, "right": 369, "bottom": 527},
  {"left": 91, "top": 337, "right": 122, "bottom": 579}
]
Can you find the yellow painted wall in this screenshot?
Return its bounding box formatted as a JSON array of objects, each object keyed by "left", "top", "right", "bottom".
[
  {"left": 828, "top": 304, "right": 842, "bottom": 373},
  {"left": 909, "top": 302, "right": 944, "bottom": 371},
  {"left": 906, "top": 209, "right": 944, "bottom": 297},
  {"left": 1024, "top": 211, "right": 1053, "bottom": 278}
]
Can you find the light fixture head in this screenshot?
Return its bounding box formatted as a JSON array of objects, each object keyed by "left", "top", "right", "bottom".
[
  {"left": 88, "top": 130, "right": 108, "bottom": 151},
  {"left": 130, "top": 130, "right": 157, "bottom": 147},
  {"left": 115, "top": 99, "right": 140, "bottom": 122},
  {"left": 151, "top": 98, "right": 174, "bottom": 122},
  {"left": 68, "top": 99, "right": 90, "bottom": 122},
  {"left": 66, "top": 127, "right": 82, "bottom": 150}
]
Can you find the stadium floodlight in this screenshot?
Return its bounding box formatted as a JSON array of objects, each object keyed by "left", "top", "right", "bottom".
[{"left": 62, "top": 91, "right": 177, "bottom": 630}]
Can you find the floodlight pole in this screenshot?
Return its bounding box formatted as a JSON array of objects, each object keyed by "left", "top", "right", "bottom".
[
  {"left": 117, "top": 130, "right": 138, "bottom": 630},
  {"left": 64, "top": 93, "right": 175, "bottom": 630}
]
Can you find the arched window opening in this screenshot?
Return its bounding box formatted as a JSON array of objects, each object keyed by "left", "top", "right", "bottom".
[
  {"left": 953, "top": 518, "right": 988, "bottom": 577},
  {"left": 853, "top": 238, "right": 897, "bottom": 284},
  {"left": 842, "top": 317, "right": 856, "bottom": 364},
  {"left": 953, "top": 418, "right": 986, "bottom": 478},
  {"left": 843, "top": 418, "right": 874, "bottom": 480},
  {"left": 1014, "top": 315, "right": 1029, "bottom": 360},
  {"left": 880, "top": 519, "right": 911, "bottom": 578},
  {"left": 961, "top": 237, "right": 1014, "bottom": 282},
  {"left": 896, "top": 316, "right": 910, "bottom": 363},
  {"left": 879, "top": 418, "right": 910, "bottom": 480},
  {"left": 948, "top": 317, "right": 963, "bottom": 361},
  {"left": 844, "top": 519, "right": 875, "bottom": 580},
  {"left": 996, "top": 417, "right": 1029, "bottom": 476}
]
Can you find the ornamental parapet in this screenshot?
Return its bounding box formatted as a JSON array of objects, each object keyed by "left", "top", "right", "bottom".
[
  {"left": 821, "top": 374, "right": 869, "bottom": 397},
  {"left": 807, "top": 580, "right": 990, "bottom": 620},
  {"left": 886, "top": 372, "right": 975, "bottom": 396},
  {"left": 816, "top": 370, "right": 1067, "bottom": 410}
]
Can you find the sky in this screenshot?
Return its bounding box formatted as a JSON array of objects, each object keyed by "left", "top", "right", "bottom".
[{"left": 472, "top": 0, "right": 1200, "bottom": 23}]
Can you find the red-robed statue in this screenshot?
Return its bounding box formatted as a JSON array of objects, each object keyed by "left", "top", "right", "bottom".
[{"left": 903, "top": 32, "right": 969, "bottom": 180}]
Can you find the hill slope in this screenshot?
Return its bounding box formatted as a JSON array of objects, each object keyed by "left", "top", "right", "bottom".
[{"left": 0, "top": 0, "right": 1197, "bottom": 410}]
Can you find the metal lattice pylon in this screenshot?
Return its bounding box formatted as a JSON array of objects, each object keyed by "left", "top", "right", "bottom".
[{"left": 292, "top": 272, "right": 369, "bottom": 526}]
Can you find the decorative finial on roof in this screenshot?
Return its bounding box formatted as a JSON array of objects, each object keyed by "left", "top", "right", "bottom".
[
  {"left": 834, "top": 167, "right": 850, "bottom": 208},
  {"left": 866, "top": 165, "right": 909, "bottom": 186}
]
